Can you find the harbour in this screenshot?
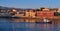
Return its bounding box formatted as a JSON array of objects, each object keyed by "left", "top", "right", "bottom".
[{"left": 0, "top": 0, "right": 60, "bottom": 31}]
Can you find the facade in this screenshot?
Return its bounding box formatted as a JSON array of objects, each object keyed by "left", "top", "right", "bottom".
[
  {"left": 25, "top": 10, "right": 36, "bottom": 18},
  {"left": 12, "top": 9, "right": 25, "bottom": 17},
  {"left": 37, "top": 8, "right": 54, "bottom": 18},
  {"left": 58, "top": 8, "right": 60, "bottom": 13}
]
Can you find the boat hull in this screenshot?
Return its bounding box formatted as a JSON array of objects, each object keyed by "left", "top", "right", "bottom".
[{"left": 35, "top": 21, "right": 52, "bottom": 24}]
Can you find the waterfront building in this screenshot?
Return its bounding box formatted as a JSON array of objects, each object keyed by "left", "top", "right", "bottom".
[
  {"left": 37, "top": 8, "right": 54, "bottom": 19},
  {"left": 8, "top": 9, "right": 17, "bottom": 16},
  {"left": 58, "top": 8, "right": 60, "bottom": 13},
  {"left": 25, "top": 9, "right": 36, "bottom": 18},
  {"left": 14, "top": 11, "right": 25, "bottom": 17}
]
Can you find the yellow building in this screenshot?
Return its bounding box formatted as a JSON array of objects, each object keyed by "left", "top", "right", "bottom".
[{"left": 25, "top": 10, "right": 36, "bottom": 18}]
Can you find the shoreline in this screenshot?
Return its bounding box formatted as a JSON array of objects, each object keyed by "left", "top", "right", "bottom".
[{"left": 0, "top": 16, "right": 60, "bottom": 19}]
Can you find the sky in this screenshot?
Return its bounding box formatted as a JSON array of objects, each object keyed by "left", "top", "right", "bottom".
[{"left": 0, "top": 0, "right": 60, "bottom": 8}]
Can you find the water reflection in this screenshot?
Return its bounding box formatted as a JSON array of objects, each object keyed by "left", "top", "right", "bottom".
[
  {"left": 11, "top": 18, "right": 46, "bottom": 23},
  {"left": 0, "top": 18, "right": 60, "bottom": 31},
  {"left": 11, "top": 18, "right": 37, "bottom": 22}
]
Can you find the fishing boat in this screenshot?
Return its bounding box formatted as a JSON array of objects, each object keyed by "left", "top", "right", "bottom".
[{"left": 35, "top": 18, "right": 52, "bottom": 24}]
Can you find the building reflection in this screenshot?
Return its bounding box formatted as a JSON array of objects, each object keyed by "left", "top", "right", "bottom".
[{"left": 11, "top": 18, "right": 36, "bottom": 22}]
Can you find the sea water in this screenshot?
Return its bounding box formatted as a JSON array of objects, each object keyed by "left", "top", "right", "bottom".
[{"left": 0, "top": 18, "right": 60, "bottom": 31}]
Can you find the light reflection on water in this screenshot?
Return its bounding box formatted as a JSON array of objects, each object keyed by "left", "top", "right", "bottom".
[{"left": 0, "top": 18, "right": 60, "bottom": 31}]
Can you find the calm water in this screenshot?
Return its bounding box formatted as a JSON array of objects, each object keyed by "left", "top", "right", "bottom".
[{"left": 0, "top": 18, "right": 60, "bottom": 31}]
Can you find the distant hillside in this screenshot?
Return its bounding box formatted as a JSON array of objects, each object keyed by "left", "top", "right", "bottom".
[{"left": 0, "top": 6, "right": 23, "bottom": 10}]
